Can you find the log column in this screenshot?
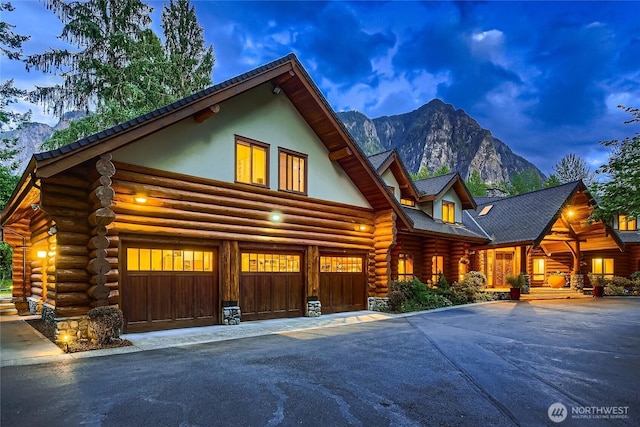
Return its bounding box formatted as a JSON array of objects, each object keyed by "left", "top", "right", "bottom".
[
  {"left": 306, "top": 245, "right": 321, "bottom": 317},
  {"left": 221, "top": 240, "right": 241, "bottom": 325},
  {"left": 87, "top": 154, "right": 116, "bottom": 308},
  {"left": 369, "top": 210, "right": 396, "bottom": 311}
]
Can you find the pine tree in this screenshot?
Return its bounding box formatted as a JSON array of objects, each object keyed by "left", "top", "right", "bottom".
[
  {"left": 1, "top": 2, "right": 29, "bottom": 201},
  {"left": 465, "top": 169, "right": 487, "bottom": 197},
  {"left": 161, "top": 0, "right": 214, "bottom": 98},
  {"left": 25, "top": 0, "right": 156, "bottom": 118}
]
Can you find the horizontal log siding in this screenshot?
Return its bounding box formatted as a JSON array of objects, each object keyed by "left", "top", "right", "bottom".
[
  {"left": 394, "top": 235, "right": 425, "bottom": 282},
  {"left": 109, "top": 164, "right": 375, "bottom": 251},
  {"left": 41, "top": 168, "right": 92, "bottom": 317},
  {"left": 6, "top": 219, "right": 31, "bottom": 299},
  {"left": 372, "top": 210, "right": 396, "bottom": 296}
]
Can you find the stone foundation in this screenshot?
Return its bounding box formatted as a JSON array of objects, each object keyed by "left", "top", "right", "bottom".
[
  {"left": 55, "top": 316, "right": 91, "bottom": 345},
  {"left": 27, "top": 297, "right": 42, "bottom": 315},
  {"left": 570, "top": 274, "right": 584, "bottom": 291},
  {"left": 306, "top": 300, "right": 321, "bottom": 317},
  {"left": 223, "top": 306, "right": 241, "bottom": 325},
  {"left": 368, "top": 297, "right": 389, "bottom": 312}
]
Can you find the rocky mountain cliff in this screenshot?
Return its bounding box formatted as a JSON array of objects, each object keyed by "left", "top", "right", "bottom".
[
  {"left": 1, "top": 111, "right": 85, "bottom": 172},
  {"left": 338, "top": 99, "right": 543, "bottom": 184}
]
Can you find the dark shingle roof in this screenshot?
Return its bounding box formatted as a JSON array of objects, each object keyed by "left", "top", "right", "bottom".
[
  {"left": 414, "top": 173, "right": 457, "bottom": 196},
  {"left": 35, "top": 53, "right": 299, "bottom": 162},
  {"left": 402, "top": 207, "right": 488, "bottom": 241},
  {"left": 367, "top": 150, "right": 394, "bottom": 172},
  {"left": 617, "top": 231, "right": 640, "bottom": 244},
  {"left": 465, "top": 181, "right": 581, "bottom": 245}
]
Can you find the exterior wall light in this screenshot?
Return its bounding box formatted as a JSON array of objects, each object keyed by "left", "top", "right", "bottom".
[
  {"left": 270, "top": 212, "right": 282, "bottom": 222},
  {"left": 36, "top": 250, "right": 47, "bottom": 259},
  {"left": 135, "top": 194, "right": 147, "bottom": 204}
]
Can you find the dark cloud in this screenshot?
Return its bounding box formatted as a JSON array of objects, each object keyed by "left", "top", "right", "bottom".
[{"left": 294, "top": 2, "right": 395, "bottom": 85}]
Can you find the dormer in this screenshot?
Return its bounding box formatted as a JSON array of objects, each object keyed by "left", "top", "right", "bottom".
[
  {"left": 368, "top": 150, "right": 420, "bottom": 205},
  {"left": 413, "top": 173, "right": 477, "bottom": 223}
]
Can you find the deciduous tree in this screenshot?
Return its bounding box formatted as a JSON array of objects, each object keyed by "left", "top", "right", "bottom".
[
  {"left": 553, "top": 153, "right": 594, "bottom": 187},
  {"left": 591, "top": 106, "right": 640, "bottom": 222}
]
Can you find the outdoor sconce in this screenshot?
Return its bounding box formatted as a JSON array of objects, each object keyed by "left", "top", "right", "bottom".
[
  {"left": 36, "top": 250, "right": 47, "bottom": 259},
  {"left": 135, "top": 194, "right": 148, "bottom": 204},
  {"left": 270, "top": 212, "right": 282, "bottom": 222},
  {"left": 358, "top": 225, "right": 368, "bottom": 232},
  {"left": 272, "top": 86, "right": 282, "bottom": 95},
  {"left": 31, "top": 203, "right": 40, "bottom": 210},
  {"left": 47, "top": 225, "right": 57, "bottom": 236}
]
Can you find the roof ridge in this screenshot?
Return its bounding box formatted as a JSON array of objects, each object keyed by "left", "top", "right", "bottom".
[{"left": 477, "top": 180, "right": 582, "bottom": 206}]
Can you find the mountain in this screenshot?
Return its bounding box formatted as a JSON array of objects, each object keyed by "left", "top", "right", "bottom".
[
  {"left": 1, "top": 111, "right": 85, "bottom": 172},
  {"left": 338, "top": 99, "right": 544, "bottom": 184}
]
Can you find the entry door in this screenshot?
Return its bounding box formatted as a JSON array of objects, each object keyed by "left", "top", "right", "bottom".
[{"left": 495, "top": 253, "right": 514, "bottom": 287}]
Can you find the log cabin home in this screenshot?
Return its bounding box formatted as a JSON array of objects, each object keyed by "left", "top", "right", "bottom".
[
  {"left": 464, "top": 182, "right": 633, "bottom": 289},
  {"left": 1, "top": 54, "right": 639, "bottom": 344}
]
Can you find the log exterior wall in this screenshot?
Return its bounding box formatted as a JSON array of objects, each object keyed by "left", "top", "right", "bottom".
[
  {"left": 372, "top": 210, "right": 396, "bottom": 296},
  {"left": 6, "top": 218, "right": 31, "bottom": 300},
  {"left": 40, "top": 166, "right": 92, "bottom": 317}
]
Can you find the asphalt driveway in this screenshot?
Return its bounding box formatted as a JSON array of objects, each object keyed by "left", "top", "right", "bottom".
[{"left": 2, "top": 298, "right": 638, "bottom": 426}]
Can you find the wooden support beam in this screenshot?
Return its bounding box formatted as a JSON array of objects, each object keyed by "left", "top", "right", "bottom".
[
  {"left": 328, "top": 147, "right": 352, "bottom": 162},
  {"left": 193, "top": 104, "right": 220, "bottom": 123}
]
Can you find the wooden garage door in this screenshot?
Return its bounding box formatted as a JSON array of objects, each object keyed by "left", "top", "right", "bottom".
[
  {"left": 123, "top": 247, "right": 218, "bottom": 332},
  {"left": 240, "top": 252, "right": 303, "bottom": 321},
  {"left": 320, "top": 255, "right": 366, "bottom": 314}
]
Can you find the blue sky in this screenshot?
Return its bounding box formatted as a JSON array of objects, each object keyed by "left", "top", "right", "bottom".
[{"left": 4, "top": 1, "right": 640, "bottom": 175}]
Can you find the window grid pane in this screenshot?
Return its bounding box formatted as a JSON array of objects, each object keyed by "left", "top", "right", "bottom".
[
  {"left": 279, "top": 150, "right": 306, "bottom": 193},
  {"left": 126, "top": 248, "right": 214, "bottom": 272},
  {"left": 241, "top": 253, "right": 301, "bottom": 273},
  {"left": 320, "top": 256, "right": 362, "bottom": 273}
]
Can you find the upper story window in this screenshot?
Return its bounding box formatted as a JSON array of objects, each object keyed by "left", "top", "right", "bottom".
[
  {"left": 618, "top": 215, "right": 637, "bottom": 231},
  {"left": 236, "top": 136, "right": 269, "bottom": 187},
  {"left": 398, "top": 253, "right": 414, "bottom": 281},
  {"left": 442, "top": 201, "right": 455, "bottom": 223},
  {"left": 400, "top": 198, "right": 416, "bottom": 207},
  {"left": 279, "top": 148, "right": 307, "bottom": 194}
]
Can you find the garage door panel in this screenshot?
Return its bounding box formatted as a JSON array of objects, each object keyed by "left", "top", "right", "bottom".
[
  {"left": 125, "top": 275, "right": 148, "bottom": 323},
  {"left": 174, "top": 276, "right": 194, "bottom": 320},
  {"left": 150, "top": 275, "right": 173, "bottom": 321},
  {"left": 194, "top": 276, "right": 215, "bottom": 318}
]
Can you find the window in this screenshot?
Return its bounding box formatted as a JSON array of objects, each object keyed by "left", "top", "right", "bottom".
[
  {"left": 398, "top": 253, "right": 414, "bottom": 281},
  {"left": 442, "top": 201, "right": 455, "bottom": 223},
  {"left": 400, "top": 198, "right": 416, "bottom": 207},
  {"left": 241, "top": 253, "right": 300, "bottom": 273},
  {"left": 432, "top": 255, "right": 444, "bottom": 282},
  {"left": 279, "top": 148, "right": 307, "bottom": 194},
  {"left": 127, "top": 248, "right": 213, "bottom": 272},
  {"left": 592, "top": 258, "right": 614, "bottom": 279},
  {"left": 320, "top": 256, "right": 363, "bottom": 273},
  {"left": 619, "top": 215, "right": 637, "bottom": 231},
  {"left": 532, "top": 258, "right": 545, "bottom": 281},
  {"left": 236, "top": 136, "right": 268, "bottom": 186}
]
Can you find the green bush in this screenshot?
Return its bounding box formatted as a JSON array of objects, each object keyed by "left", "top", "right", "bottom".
[
  {"left": 604, "top": 285, "right": 626, "bottom": 296},
  {"left": 88, "top": 306, "right": 123, "bottom": 345},
  {"left": 388, "top": 290, "right": 404, "bottom": 312}
]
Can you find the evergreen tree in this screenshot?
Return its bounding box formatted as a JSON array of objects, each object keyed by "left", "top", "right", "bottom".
[
  {"left": 591, "top": 106, "right": 640, "bottom": 222},
  {"left": 25, "top": 0, "right": 155, "bottom": 118},
  {"left": 411, "top": 166, "right": 431, "bottom": 181},
  {"left": 544, "top": 174, "right": 562, "bottom": 188},
  {"left": 433, "top": 164, "right": 451, "bottom": 177},
  {"left": 505, "top": 169, "right": 543, "bottom": 195},
  {"left": 465, "top": 169, "right": 487, "bottom": 197},
  {"left": 161, "top": 0, "right": 214, "bottom": 98},
  {"left": 1, "top": 1, "right": 30, "bottom": 195}
]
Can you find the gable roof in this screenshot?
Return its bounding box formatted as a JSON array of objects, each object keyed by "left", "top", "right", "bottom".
[
  {"left": 367, "top": 150, "right": 420, "bottom": 200},
  {"left": 402, "top": 207, "right": 488, "bottom": 241},
  {"left": 466, "top": 181, "right": 623, "bottom": 250},
  {"left": 414, "top": 173, "right": 477, "bottom": 210},
  {"left": 367, "top": 150, "right": 395, "bottom": 173},
  {"left": 3, "top": 54, "right": 413, "bottom": 228}
]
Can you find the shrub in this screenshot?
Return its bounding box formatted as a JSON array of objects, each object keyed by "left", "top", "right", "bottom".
[
  {"left": 611, "top": 276, "right": 634, "bottom": 291},
  {"left": 460, "top": 271, "right": 487, "bottom": 290},
  {"left": 630, "top": 271, "right": 640, "bottom": 281},
  {"left": 604, "top": 285, "right": 626, "bottom": 296},
  {"left": 88, "top": 306, "right": 123, "bottom": 345},
  {"left": 388, "top": 290, "right": 404, "bottom": 312}
]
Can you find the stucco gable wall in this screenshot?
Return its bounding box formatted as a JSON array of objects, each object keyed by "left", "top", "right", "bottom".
[{"left": 112, "top": 83, "right": 370, "bottom": 208}]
